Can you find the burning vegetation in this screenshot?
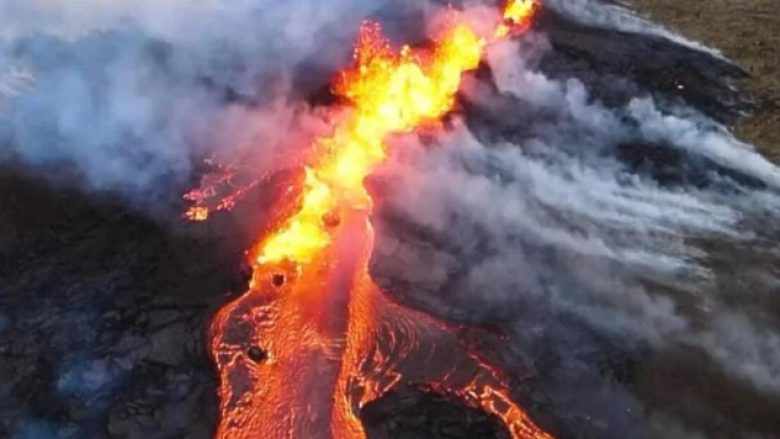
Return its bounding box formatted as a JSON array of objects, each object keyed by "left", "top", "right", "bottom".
[{"left": 188, "top": 1, "right": 549, "bottom": 438}]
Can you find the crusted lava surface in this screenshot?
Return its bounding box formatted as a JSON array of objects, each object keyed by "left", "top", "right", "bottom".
[{"left": 2, "top": 3, "right": 779, "bottom": 439}]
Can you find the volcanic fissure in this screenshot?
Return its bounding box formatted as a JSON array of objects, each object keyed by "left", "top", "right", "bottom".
[{"left": 186, "top": 1, "right": 551, "bottom": 438}]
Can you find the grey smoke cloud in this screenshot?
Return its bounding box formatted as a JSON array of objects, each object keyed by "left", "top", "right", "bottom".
[
  {"left": 694, "top": 313, "right": 780, "bottom": 392},
  {"left": 0, "top": 0, "right": 432, "bottom": 203},
  {"left": 373, "top": 32, "right": 780, "bottom": 427},
  {"left": 3, "top": 0, "right": 779, "bottom": 437}
]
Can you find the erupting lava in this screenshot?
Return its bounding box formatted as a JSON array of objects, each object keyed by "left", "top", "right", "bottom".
[{"left": 189, "top": 1, "right": 550, "bottom": 438}]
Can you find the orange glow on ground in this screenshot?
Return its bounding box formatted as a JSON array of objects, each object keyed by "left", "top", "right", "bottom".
[{"left": 196, "top": 2, "right": 549, "bottom": 438}]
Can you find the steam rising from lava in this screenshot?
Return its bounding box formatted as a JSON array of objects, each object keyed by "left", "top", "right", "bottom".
[
  {"left": 203, "top": 2, "right": 552, "bottom": 438},
  {"left": 3, "top": 0, "right": 780, "bottom": 437},
  {"left": 0, "top": 0, "right": 428, "bottom": 203},
  {"left": 369, "top": 28, "right": 780, "bottom": 436}
]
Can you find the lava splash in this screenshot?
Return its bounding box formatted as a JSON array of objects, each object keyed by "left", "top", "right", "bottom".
[{"left": 192, "top": 1, "right": 550, "bottom": 438}]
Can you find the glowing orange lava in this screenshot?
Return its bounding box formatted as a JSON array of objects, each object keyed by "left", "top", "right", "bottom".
[
  {"left": 193, "top": 1, "right": 551, "bottom": 438},
  {"left": 497, "top": 0, "right": 537, "bottom": 37}
]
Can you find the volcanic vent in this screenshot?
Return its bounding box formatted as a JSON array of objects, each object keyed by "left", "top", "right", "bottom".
[
  {"left": 3, "top": 0, "right": 780, "bottom": 438},
  {"left": 187, "top": 1, "right": 552, "bottom": 438}
]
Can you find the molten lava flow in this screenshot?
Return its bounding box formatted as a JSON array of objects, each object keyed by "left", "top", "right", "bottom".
[
  {"left": 249, "top": 19, "right": 485, "bottom": 266},
  {"left": 200, "top": 1, "right": 551, "bottom": 438},
  {"left": 184, "top": 157, "right": 261, "bottom": 222}
]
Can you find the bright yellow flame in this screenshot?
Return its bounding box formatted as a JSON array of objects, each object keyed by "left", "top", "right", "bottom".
[
  {"left": 257, "top": 167, "right": 335, "bottom": 264},
  {"left": 496, "top": 0, "right": 537, "bottom": 38},
  {"left": 505, "top": 0, "right": 536, "bottom": 23},
  {"left": 253, "top": 19, "right": 485, "bottom": 265},
  {"left": 209, "top": 2, "right": 552, "bottom": 439}
]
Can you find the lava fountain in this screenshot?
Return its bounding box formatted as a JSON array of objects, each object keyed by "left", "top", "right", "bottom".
[{"left": 188, "top": 1, "right": 551, "bottom": 438}]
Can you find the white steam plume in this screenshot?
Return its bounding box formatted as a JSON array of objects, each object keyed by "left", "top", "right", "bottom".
[
  {"left": 374, "top": 35, "right": 780, "bottom": 403},
  {"left": 0, "top": 0, "right": 432, "bottom": 203}
]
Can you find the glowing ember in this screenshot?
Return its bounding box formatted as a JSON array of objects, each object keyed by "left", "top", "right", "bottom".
[
  {"left": 505, "top": 0, "right": 537, "bottom": 26},
  {"left": 185, "top": 157, "right": 260, "bottom": 222},
  {"left": 194, "top": 1, "right": 550, "bottom": 438}
]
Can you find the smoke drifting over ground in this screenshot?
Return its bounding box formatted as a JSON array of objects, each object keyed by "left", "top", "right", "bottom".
[
  {"left": 0, "top": 0, "right": 434, "bottom": 204},
  {"left": 2, "top": 0, "right": 779, "bottom": 438},
  {"left": 369, "top": 9, "right": 780, "bottom": 438},
  {"left": 544, "top": 0, "right": 719, "bottom": 55}
]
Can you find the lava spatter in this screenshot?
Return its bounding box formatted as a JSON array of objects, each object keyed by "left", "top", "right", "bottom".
[{"left": 195, "top": 2, "right": 551, "bottom": 438}]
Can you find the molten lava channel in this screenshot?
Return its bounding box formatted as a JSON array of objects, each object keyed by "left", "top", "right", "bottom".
[{"left": 193, "top": 1, "right": 552, "bottom": 438}]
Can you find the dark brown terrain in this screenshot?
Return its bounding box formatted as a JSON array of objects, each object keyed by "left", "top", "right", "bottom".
[{"left": 632, "top": 0, "right": 780, "bottom": 161}]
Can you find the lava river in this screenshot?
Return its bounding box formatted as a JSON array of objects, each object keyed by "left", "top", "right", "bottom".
[{"left": 190, "top": 1, "right": 552, "bottom": 438}]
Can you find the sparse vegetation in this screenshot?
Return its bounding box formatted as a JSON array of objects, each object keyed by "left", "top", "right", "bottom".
[{"left": 632, "top": 0, "right": 780, "bottom": 161}]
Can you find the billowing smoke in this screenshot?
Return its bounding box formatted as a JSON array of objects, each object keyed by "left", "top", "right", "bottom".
[
  {"left": 3, "top": 0, "right": 779, "bottom": 438},
  {"left": 0, "top": 0, "right": 437, "bottom": 205},
  {"left": 369, "top": 15, "right": 780, "bottom": 439}
]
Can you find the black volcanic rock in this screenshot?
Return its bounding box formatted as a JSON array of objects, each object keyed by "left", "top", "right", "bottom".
[
  {"left": 362, "top": 385, "right": 510, "bottom": 439},
  {"left": 1, "top": 3, "right": 778, "bottom": 439},
  {"left": 0, "top": 167, "right": 240, "bottom": 438},
  {"left": 535, "top": 7, "right": 750, "bottom": 124}
]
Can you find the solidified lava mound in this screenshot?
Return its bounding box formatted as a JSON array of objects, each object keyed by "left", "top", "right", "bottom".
[{"left": 1, "top": 1, "right": 779, "bottom": 439}]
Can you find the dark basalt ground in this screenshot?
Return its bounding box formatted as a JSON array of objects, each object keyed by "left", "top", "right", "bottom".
[
  {"left": 0, "top": 168, "right": 241, "bottom": 438},
  {"left": 1, "top": 4, "right": 777, "bottom": 439}
]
